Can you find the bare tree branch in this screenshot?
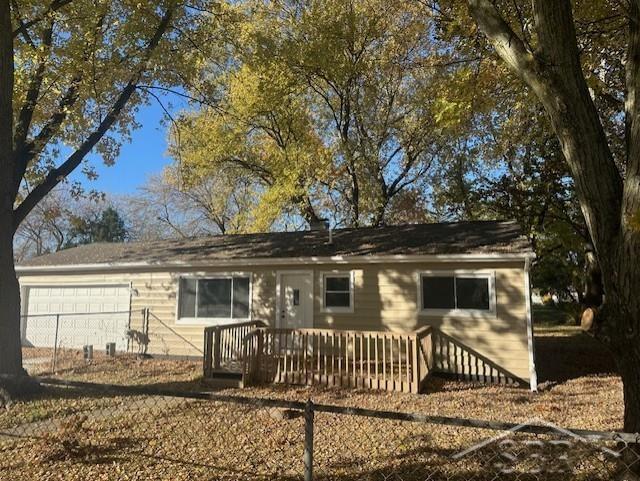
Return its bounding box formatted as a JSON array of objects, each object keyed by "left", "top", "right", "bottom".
[{"left": 135, "top": 84, "right": 220, "bottom": 109}]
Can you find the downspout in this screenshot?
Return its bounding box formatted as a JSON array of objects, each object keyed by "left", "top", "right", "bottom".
[{"left": 524, "top": 256, "right": 538, "bottom": 391}]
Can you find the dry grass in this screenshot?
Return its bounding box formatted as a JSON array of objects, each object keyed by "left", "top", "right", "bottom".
[
  {"left": 0, "top": 328, "right": 626, "bottom": 480},
  {"left": 46, "top": 355, "right": 203, "bottom": 387}
]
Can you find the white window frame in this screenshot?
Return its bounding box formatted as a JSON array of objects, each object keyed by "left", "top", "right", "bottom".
[
  {"left": 321, "top": 271, "right": 354, "bottom": 313},
  {"left": 176, "top": 272, "right": 253, "bottom": 325},
  {"left": 418, "top": 270, "right": 496, "bottom": 317}
]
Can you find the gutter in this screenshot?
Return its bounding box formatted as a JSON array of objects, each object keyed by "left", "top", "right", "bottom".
[{"left": 15, "top": 252, "right": 537, "bottom": 275}]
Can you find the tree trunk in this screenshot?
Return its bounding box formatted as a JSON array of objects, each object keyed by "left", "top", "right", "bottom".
[
  {"left": 605, "top": 248, "right": 640, "bottom": 434},
  {"left": 372, "top": 199, "right": 388, "bottom": 227},
  {"left": 0, "top": 0, "right": 22, "bottom": 376},
  {"left": 610, "top": 324, "right": 640, "bottom": 473},
  {"left": 616, "top": 343, "right": 640, "bottom": 434},
  {"left": 466, "top": 0, "right": 640, "bottom": 435},
  {"left": 0, "top": 213, "right": 22, "bottom": 376},
  {"left": 299, "top": 195, "right": 321, "bottom": 226}
]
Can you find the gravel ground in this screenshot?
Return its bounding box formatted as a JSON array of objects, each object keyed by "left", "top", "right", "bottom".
[{"left": 0, "top": 328, "right": 626, "bottom": 480}]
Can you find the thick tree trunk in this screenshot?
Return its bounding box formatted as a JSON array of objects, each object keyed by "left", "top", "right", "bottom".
[
  {"left": 610, "top": 325, "right": 640, "bottom": 473},
  {"left": 0, "top": 227, "right": 22, "bottom": 376},
  {"left": 467, "top": 0, "right": 640, "bottom": 435},
  {"left": 0, "top": 0, "right": 23, "bottom": 376},
  {"left": 605, "top": 245, "right": 640, "bottom": 434},
  {"left": 616, "top": 344, "right": 640, "bottom": 433},
  {"left": 0, "top": 2, "right": 175, "bottom": 378}
]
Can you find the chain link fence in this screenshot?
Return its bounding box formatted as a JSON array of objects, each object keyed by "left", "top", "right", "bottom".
[
  {"left": 1, "top": 377, "right": 638, "bottom": 480},
  {"left": 20, "top": 309, "right": 204, "bottom": 378},
  {"left": 10, "top": 311, "right": 638, "bottom": 479}
]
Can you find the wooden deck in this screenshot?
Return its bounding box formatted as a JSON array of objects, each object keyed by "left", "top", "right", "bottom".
[
  {"left": 203, "top": 322, "right": 434, "bottom": 394},
  {"left": 203, "top": 320, "right": 267, "bottom": 377}
]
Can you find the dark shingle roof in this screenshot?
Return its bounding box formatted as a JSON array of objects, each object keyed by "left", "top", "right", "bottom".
[{"left": 18, "top": 220, "right": 532, "bottom": 268}]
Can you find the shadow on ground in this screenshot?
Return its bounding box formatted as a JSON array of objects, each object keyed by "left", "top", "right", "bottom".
[{"left": 534, "top": 328, "right": 617, "bottom": 383}]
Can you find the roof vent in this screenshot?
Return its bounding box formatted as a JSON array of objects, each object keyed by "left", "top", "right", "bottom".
[{"left": 309, "top": 218, "right": 329, "bottom": 231}]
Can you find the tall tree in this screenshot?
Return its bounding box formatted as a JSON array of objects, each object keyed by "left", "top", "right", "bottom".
[
  {"left": 465, "top": 0, "right": 640, "bottom": 432},
  {"left": 0, "top": 0, "right": 214, "bottom": 377},
  {"left": 173, "top": 0, "right": 447, "bottom": 229}
]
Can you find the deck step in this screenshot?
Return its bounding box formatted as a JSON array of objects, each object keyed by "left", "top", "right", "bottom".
[
  {"left": 208, "top": 370, "right": 243, "bottom": 379},
  {"left": 202, "top": 372, "right": 243, "bottom": 389}
]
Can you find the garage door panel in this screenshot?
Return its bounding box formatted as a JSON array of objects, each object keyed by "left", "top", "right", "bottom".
[
  {"left": 75, "top": 303, "right": 88, "bottom": 312},
  {"left": 21, "top": 315, "right": 57, "bottom": 348},
  {"left": 24, "top": 285, "right": 131, "bottom": 351}
]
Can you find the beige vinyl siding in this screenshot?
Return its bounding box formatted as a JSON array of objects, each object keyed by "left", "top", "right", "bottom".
[
  {"left": 18, "top": 270, "right": 276, "bottom": 357},
  {"left": 17, "top": 260, "right": 532, "bottom": 382},
  {"left": 311, "top": 262, "right": 530, "bottom": 382}
]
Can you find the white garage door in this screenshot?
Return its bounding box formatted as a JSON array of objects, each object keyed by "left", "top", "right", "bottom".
[{"left": 23, "top": 285, "right": 131, "bottom": 351}]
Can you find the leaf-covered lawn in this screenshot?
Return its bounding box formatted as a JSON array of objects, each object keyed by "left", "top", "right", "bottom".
[{"left": 0, "top": 328, "right": 623, "bottom": 480}]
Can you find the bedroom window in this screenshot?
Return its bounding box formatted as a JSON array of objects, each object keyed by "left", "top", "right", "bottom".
[
  {"left": 419, "top": 272, "right": 495, "bottom": 315},
  {"left": 322, "top": 272, "right": 354, "bottom": 312},
  {"left": 178, "top": 276, "right": 250, "bottom": 321}
]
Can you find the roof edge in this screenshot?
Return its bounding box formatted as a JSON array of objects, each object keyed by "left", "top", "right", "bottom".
[{"left": 16, "top": 252, "right": 536, "bottom": 275}]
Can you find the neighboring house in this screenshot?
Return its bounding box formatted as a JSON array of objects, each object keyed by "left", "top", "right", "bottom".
[{"left": 15, "top": 220, "right": 538, "bottom": 390}]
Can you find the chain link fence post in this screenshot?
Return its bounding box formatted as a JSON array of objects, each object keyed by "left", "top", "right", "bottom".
[
  {"left": 304, "top": 399, "right": 315, "bottom": 481},
  {"left": 51, "top": 313, "right": 60, "bottom": 372},
  {"left": 142, "top": 308, "right": 150, "bottom": 356}
]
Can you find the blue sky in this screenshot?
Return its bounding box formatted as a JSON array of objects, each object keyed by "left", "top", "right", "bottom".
[{"left": 68, "top": 96, "right": 185, "bottom": 195}]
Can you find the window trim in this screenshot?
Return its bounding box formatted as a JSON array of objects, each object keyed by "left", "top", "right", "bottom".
[
  {"left": 417, "top": 270, "right": 496, "bottom": 317},
  {"left": 321, "top": 271, "right": 355, "bottom": 313},
  {"left": 176, "top": 272, "right": 253, "bottom": 325}
]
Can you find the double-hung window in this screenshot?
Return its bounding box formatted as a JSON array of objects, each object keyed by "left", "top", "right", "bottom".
[
  {"left": 419, "top": 271, "right": 495, "bottom": 316},
  {"left": 178, "top": 275, "right": 251, "bottom": 323},
  {"left": 322, "top": 272, "right": 354, "bottom": 313}
]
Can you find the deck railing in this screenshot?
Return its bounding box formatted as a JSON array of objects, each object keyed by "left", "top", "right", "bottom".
[
  {"left": 203, "top": 320, "right": 267, "bottom": 376},
  {"left": 430, "top": 331, "right": 522, "bottom": 385},
  {"left": 241, "top": 326, "right": 433, "bottom": 394}
]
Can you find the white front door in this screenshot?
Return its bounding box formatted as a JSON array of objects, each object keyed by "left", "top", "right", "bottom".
[{"left": 278, "top": 272, "right": 313, "bottom": 329}]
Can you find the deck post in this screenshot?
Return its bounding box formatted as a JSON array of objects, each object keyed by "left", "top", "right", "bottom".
[
  {"left": 304, "top": 399, "right": 315, "bottom": 481},
  {"left": 203, "top": 328, "right": 213, "bottom": 377},
  {"left": 213, "top": 326, "right": 222, "bottom": 371},
  {"left": 256, "top": 329, "right": 264, "bottom": 382},
  {"left": 412, "top": 333, "right": 420, "bottom": 394}
]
